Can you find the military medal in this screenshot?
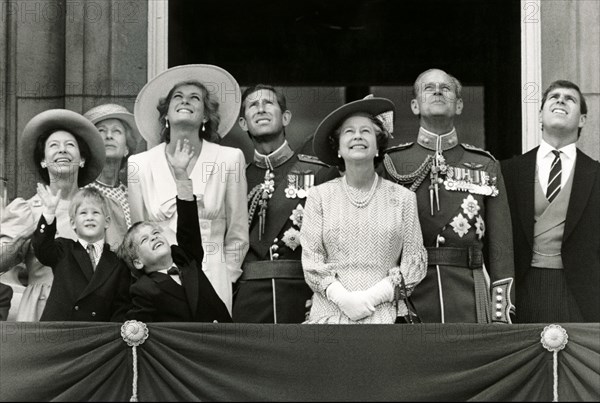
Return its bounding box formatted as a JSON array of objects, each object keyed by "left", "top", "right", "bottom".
[
  {"left": 285, "top": 173, "right": 298, "bottom": 198},
  {"left": 444, "top": 166, "right": 498, "bottom": 196},
  {"left": 296, "top": 172, "right": 306, "bottom": 199}
]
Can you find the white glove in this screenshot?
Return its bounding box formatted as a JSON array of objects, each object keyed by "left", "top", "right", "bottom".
[
  {"left": 363, "top": 278, "right": 394, "bottom": 307},
  {"left": 326, "top": 281, "right": 375, "bottom": 321}
]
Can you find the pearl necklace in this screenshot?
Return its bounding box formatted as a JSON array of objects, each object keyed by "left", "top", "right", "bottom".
[{"left": 341, "top": 174, "right": 379, "bottom": 208}]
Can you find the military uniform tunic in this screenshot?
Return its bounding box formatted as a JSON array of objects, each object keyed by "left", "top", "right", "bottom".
[
  {"left": 232, "top": 141, "right": 338, "bottom": 323},
  {"left": 381, "top": 127, "right": 515, "bottom": 323}
]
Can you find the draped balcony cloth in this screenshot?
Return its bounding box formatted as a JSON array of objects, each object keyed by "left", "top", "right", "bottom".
[{"left": 1, "top": 323, "right": 598, "bottom": 401}]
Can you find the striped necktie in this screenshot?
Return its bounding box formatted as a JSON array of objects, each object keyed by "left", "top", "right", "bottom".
[
  {"left": 546, "top": 150, "right": 562, "bottom": 203},
  {"left": 86, "top": 244, "right": 97, "bottom": 271}
]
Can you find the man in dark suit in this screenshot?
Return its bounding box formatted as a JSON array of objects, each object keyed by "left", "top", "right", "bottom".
[
  {"left": 233, "top": 84, "right": 338, "bottom": 323},
  {"left": 33, "top": 187, "right": 131, "bottom": 322},
  {"left": 502, "top": 80, "right": 599, "bottom": 322},
  {"left": 0, "top": 283, "right": 13, "bottom": 321},
  {"left": 119, "top": 139, "right": 232, "bottom": 323}
]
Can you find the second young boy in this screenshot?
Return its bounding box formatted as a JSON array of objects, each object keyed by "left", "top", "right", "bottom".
[{"left": 118, "top": 139, "right": 232, "bottom": 323}]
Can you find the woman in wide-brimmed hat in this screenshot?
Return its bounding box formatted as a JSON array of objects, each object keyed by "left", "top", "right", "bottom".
[
  {"left": 300, "top": 96, "right": 427, "bottom": 324},
  {"left": 128, "top": 64, "right": 249, "bottom": 313},
  {"left": 0, "top": 109, "right": 104, "bottom": 321},
  {"left": 84, "top": 103, "right": 142, "bottom": 249}
]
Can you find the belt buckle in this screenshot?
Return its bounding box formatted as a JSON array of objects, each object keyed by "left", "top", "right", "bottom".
[{"left": 468, "top": 247, "right": 483, "bottom": 268}]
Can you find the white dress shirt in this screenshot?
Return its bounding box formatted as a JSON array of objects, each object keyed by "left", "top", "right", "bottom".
[{"left": 537, "top": 140, "right": 577, "bottom": 195}]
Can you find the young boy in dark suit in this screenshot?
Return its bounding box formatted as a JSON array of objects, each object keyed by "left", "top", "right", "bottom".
[
  {"left": 33, "top": 186, "right": 131, "bottom": 321},
  {"left": 118, "top": 139, "right": 232, "bottom": 323}
]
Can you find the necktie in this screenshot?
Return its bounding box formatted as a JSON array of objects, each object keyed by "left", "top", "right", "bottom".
[
  {"left": 546, "top": 150, "right": 562, "bottom": 203},
  {"left": 86, "top": 244, "right": 97, "bottom": 271},
  {"left": 167, "top": 266, "right": 180, "bottom": 276}
]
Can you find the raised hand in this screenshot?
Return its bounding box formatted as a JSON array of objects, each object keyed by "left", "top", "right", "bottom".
[
  {"left": 166, "top": 139, "right": 195, "bottom": 180},
  {"left": 36, "top": 183, "right": 61, "bottom": 216}
]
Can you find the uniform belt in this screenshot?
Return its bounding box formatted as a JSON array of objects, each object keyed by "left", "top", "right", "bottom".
[
  {"left": 426, "top": 246, "right": 483, "bottom": 269},
  {"left": 240, "top": 260, "right": 305, "bottom": 280}
]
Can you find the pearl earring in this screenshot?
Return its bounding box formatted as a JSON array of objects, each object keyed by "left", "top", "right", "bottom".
[
  {"left": 165, "top": 119, "right": 169, "bottom": 129},
  {"left": 41, "top": 161, "right": 47, "bottom": 168},
  {"left": 337, "top": 153, "right": 341, "bottom": 159},
  {"left": 79, "top": 161, "right": 85, "bottom": 168},
  {"left": 202, "top": 122, "right": 206, "bottom": 132}
]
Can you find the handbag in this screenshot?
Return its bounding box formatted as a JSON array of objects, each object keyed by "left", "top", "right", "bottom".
[{"left": 394, "top": 272, "right": 422, "bottom": 324}]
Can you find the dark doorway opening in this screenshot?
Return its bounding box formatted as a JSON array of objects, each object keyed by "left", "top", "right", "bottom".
[{"left": 169, "top": 0, "right": 521, "bottom": 159}]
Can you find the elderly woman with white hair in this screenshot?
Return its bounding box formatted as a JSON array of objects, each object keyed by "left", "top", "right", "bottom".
[
  {"left": 83, "top": 104, "right": 142, "bottom": 250},
  {"left": 301, "top": 97, "right": 427, "bottom": 324}
]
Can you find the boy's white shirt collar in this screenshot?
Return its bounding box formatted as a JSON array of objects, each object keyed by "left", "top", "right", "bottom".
[{"left": 78, "top": 239, "right": 105, "bottom": 257}]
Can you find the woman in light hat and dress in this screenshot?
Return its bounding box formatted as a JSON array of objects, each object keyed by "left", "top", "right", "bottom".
[
  {"left": 83, "top": 104, "right": 142, "bottom": 250},
  {"left": 0, "top": 110, "right": 105, "bottom": 321},
  {"left": 128, "top": 64, "right": 249, "bottom": 313},
  {"left": 300, "top": 96, "right": 427, "bottom": 324}
]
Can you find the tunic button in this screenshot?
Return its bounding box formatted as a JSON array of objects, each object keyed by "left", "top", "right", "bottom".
[
  {"left": 437, "top": 236, "right": 445, "bottom": 245},
  {"left": 496, "top": 287, "right": 503, "bottom": 294},
  {"left": 495, "top": 312, "right": 502, "bottom": 318},
  {"left": 91, "top": 312, "right": 96, "bottom": 317},
  {"left": 496, "top": 303, "right": 502, "bottom": 310},
  {"left": 272, "top": 253, "right": 279, "bottom": 260},
  {"left": 496, "top": 296, "right": 502, "bottom": 302},
  {"left": 423, "top": 138, "right": 430, "bottom": 144},
  {"left": 74, "top": 306, "right": 79, "bottom": 311},
  {"left": 213, "top": 320, "right": 218, "bottom": 323}
]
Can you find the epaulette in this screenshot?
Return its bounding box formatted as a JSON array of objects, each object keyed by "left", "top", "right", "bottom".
[
  {"left": 297, "top": 154, "right": 329, "bottom": 167},
  {"left": 461, "top": 143, "right": 496, "bottom": 161},
  {"left": 384, "top": 142, "right": 414, "bottom": 154}
]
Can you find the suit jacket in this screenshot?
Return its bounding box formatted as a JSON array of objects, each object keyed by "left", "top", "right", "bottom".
[
  {"left": 502, "top": 148, "right": 600, "bottom": 321},
  {"left": 32, "top": 216, "right": 131, "bottom": 322},
  {"left": 128, "top": 141, "right": 249, "bottom": 312},
  {"left": 127, "top": 197, "right": 233, "bottom": 323},
  {"left": 0, "top": 283, "right": 13, "bottom": 321}
]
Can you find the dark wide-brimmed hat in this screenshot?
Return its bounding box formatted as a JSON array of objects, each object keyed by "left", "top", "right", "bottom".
[
  {"left": 312, "top": 96, "right": 395, "bottom": 165},
  {"left": 83, "top": 103, "right": 142, "bottom": 154},
  {"left": 134, "top": 64, "right": 241, "bottom": 148},
  {"left": 21, "top": 109, "right": 105, "bottom": 186}
]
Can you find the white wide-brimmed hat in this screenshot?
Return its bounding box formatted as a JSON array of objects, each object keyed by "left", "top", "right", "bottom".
[
  {"left": 21, "top": 109, "right": 105, "bottom": 186},
  {"left": 134, "top": 64, "right": 241, "bottom": 147}
]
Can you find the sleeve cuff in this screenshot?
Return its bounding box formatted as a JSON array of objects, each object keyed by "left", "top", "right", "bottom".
[{"left": 175, "top": 179, "right": 194, "bottom": 201}]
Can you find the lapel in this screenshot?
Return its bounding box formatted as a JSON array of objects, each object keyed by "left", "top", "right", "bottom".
[
  {"left": 189, "top": 140, "right": 218, "bottom": 198},
  {"left": 173, "top": 246, "right": 198, "bottom": 316},
  {"left": 517, "top": 148, "right": 537, "bottom": 248},
  {"left": 564, "top": 150, "right": 597, "bottom": 241},
  {"left": 249, "top": 157, "right": 301, "bottom": 259},
  {"left": 149, "top": 271, "right": 187, "bottom": 301},
  {"left": 78, "top": 244, "right": 117, "bottom": 300},
  {"left": 72, "top": 242, "right": 94, "bottom": 282}
]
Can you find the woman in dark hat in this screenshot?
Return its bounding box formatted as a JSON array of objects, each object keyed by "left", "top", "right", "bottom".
[
  {"left": 0, "top": 109, "right": 104, "bottom": 321},
  {"left": 301, "top": 96, "right": 427, "bottom": 324},
  {"left": 128, "top": 64, "right": 249, "bottom": 313},
  {"left": 84, "top": 103, "right": 142, "bottom": 250}
]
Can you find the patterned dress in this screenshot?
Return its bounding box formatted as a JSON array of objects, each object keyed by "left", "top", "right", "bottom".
[{"left": 301, "top": 176, "right": 427, "bottom": 324}]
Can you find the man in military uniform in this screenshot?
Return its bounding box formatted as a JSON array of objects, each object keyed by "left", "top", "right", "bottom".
[
  {"left": 233, "top": 84, "right": 338, "bottom": 323},
  {"left": 381, "top": 69, "right": 515, "bottom": 323}
]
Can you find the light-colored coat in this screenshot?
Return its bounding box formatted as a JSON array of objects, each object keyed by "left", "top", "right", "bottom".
[{"left": 128, "top": 140, "right": 249, "bottom": 312}]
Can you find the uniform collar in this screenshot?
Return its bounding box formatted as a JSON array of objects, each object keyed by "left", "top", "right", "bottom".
[
  {"left": 253, "top": 140, "right": 294, "bottom": 169},
  {"left": 417, "top": 127, "right": 459, "bottom": 151}
]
